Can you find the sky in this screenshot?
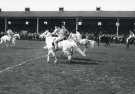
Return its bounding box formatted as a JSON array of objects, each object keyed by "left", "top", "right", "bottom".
[{"left": 0, "top": 0, "right": 135, "bottom": 11}]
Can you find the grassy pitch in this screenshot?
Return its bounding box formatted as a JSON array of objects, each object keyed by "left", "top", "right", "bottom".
[{"left": 0, "top": 40, "right": 135, "bottom": 94}]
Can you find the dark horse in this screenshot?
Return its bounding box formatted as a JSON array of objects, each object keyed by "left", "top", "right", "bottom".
[
  {"left": 100, "top": 35, "right": 112, "bottom": 47},
  {"left": 126, "top": 37, "right": 135, "bottom": 48}
]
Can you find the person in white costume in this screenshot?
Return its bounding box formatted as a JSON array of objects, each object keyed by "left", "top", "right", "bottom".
[{"left": 127, "top": 30, "right": 135, "bottom": 43}]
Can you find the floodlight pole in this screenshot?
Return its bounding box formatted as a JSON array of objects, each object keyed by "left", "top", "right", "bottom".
[
  {"left": 116, "top": 18, "right": 120, "bottom": 37},
  {"left": 97, "top": 21, "right": 102, "bottom": 47}
]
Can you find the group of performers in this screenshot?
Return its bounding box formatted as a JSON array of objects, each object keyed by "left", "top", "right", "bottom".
[{"left": 4, "top": 26, "right": 135, "bottom": 49}]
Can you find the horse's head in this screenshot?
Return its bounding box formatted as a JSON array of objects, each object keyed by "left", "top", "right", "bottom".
[
  {"left": 40, "top": 30, "right": 52, "bottom": 38},
  {"left": 68, "top": 32, "right": 82, "bottom": 42},
  {"left": 13, "top": 34, "right": 20, "bottom": 39},
  {"left": 39, "top": 33, "right": 45, "bottom": 39},
  {"left": 44, "top": 30, "right": 51, "bottom": 35}
]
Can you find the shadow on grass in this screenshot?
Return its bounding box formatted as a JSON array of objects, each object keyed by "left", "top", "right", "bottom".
[
  {"left": 69, "top": 60, "right": 99, "bottom": 65},
  {"left": 45, "top": 53, "right": 104, "bottom": 65},
  {"left": 71, "top": 57, "right": 101, "bottom": 65},
  {"left": 57, "top": 57, "right": 101, "bottom": 65}
]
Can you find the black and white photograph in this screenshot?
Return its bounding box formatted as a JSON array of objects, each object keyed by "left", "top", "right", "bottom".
[{"left": 0, "top": 0, "right": 135, "bottom": 94}]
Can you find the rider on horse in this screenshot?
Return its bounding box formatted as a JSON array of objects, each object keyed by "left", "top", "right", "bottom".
[
  {"left": 52, "top": 26, "right": 61, "bottom": 36},
  {"left": 127, "top": 30, "right": 135, "bottom": 43},
  {"left": 6, "top": 29, "right": 14, "bottom": 41},
  {"left": 7, "top": 29, "right": 14, "bottom": 37},
  {"left": 52, "top": 25, "right": 69, "bottom": 50}
]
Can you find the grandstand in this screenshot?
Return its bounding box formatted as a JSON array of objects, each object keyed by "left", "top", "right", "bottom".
[{"left": 0, "top": 7, "right": 135, "bottom": 35}]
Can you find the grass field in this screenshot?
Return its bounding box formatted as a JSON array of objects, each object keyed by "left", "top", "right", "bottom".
[{"left": 0, "top": 40, "right": 135, "bottom": 94}]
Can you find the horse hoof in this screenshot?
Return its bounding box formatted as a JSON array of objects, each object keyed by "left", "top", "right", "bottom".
[
  {"left": 54, "top": 60, "right": 58, "bottom": 64},
  {"left": 83, "top": 54, "right": 86, "bottom": 57},
  {"left": 43, "top": 46, "right": 47, "bottom": 49},
  {"left": 54, "top": 61, "right": 57, "bottom": 64}
]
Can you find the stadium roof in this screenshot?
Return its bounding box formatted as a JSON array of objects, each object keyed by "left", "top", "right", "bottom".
[{"left": 0, "top": 11, "right": 135, "bottom": 18}]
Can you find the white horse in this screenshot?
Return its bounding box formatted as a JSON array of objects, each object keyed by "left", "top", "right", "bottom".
[
  {"left": 68, "top": 31, "right": 96, "bottom": 54},
  {"left": 40, "top": 30, "right": 86, "bottom": 63},
  {"left": 0, "top": 33, "right": 20, "bottom": 48}
]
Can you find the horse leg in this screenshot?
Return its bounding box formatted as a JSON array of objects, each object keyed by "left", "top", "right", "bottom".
[
  {"left": 0, "top": 43, "right": 2, "bottom": 48},
  {"left": 12, "top": 41, "right": 15, "bottom": 47},
  {"left": 1, "top": 41, "right": 4, "bottom": 48},
  {"left": 63, "top": 50, "right": 72, "bottom": 63},
  {"left": 1, "top": 41, "right": 5, "bottom": 48},
  {"left": 50, "top": 50, "right": 57, "bottom": 64},
  {"left": 13, "top": 39, "right": 16, "bottom": 47},
  {"left": 5, "top": 41, "right": 8, "bottom": 48},
  {"left": 7, "top": 40, "right": 11, "bottom": 47},
  {"left": 10, "top": 40, "right": 14, "bottom": 47},
  {"left": 10, "top": 41, "right": 12, "bottom": 47},
  {"left": 47, "top": 49, "right": 58, "bottom": 64},
  {"left": 83, "top": 43, "right": 88, "bottom": 54},
  {"left": 71, "top": 47, "right": 74, "bottom": 55},
  {"left": 47, "top": 50, "right": 51, "bottom": 63},
  {"left": 9, "top": 41, "right": 11, "bottom": 47},
  {"left": 2, "top": 43, "right": 5, "bottom": 48},
  {"left": 0, "top": 42, "right": 3, "bottom": 48},
  {"left": 67, "top": 54, "right": 72, "bottom": 63},
  {"left": 0, "top": 40, "right": 2, "bottom": 48},
  {"left": 126, "top": 42, "right": 129, "bottom": 48},
  {"left": 0, "top": 39, "right": 5, "bottom": 48},
  {"left": 125, "top": 39, "right": 129, "bottom": 48},
  {"left": 83, "top": 47, "right": 87, "bottom": 55},
  {"left": 75, "top": 46, "right": 86, "bottom": 56}
]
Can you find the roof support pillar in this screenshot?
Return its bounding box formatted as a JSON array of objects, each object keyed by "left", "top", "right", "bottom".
[
  {"left": 36, "top": 18, "right": 39, "bottom": 34},
  {"left": 76, "top": 18, "right": 79, "bottom": 32},
  {"left": 4, "top": 18, "right": 7, "bottom": 32}
]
